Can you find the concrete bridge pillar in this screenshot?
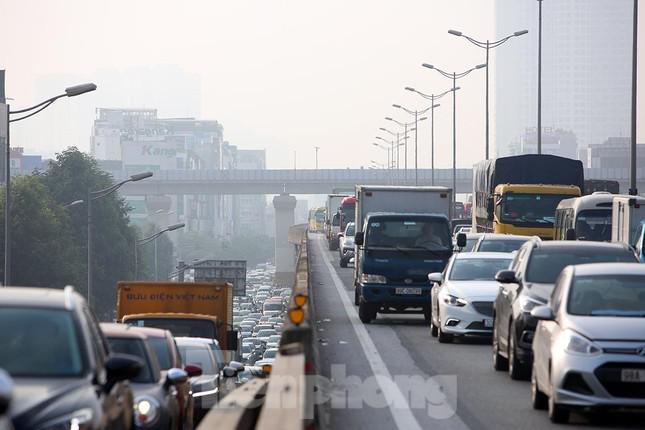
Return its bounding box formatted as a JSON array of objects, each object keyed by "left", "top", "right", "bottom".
[{"left": 273, "top": 193, "right": 297, "bottom": 284}]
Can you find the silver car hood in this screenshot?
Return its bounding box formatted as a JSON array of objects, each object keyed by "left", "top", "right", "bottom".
[
  {"left": 566, "top": 316, "right": 645, "bottom": 342},
  {"left": 445, "top": 280, "right": 501, "bottom": 301}
]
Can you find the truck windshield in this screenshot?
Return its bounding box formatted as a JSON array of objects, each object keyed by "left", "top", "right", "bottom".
[
  {"left": 575, "top": 209, "right": 612, "bottom": 241},
  {"left": 500, "top": 193, "right": 572, "bottom": 226},
  {"left": 341, "top": 204, "right": 355, "bottom": 226},
  {"left": 126, "top": 318, "right": 217, "bottom": 339},
  {"left": 366, "top": 218, "right": 451, "bottom": 250}
]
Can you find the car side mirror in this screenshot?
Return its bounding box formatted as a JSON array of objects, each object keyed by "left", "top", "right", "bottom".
[
  {"left": 565, "top": 228, "right": 576, "bottom": 241},
  {"left": 184, "top": 364, "right": 203, "bottom": 377},
  {"left": 105, "top": 353, "right": 142, "bottom": 383},
  {"left": 427, "top": 272, "right": 443, "bottom": 285},
  {"left": 0, "top": 369, "right": 13, "bottom": 416},
  {"left": 227, "top": 330, "right": 239, "bottom": 351},
  {"left": 456, "top": 233, "right": 467, "bottom": 249},
  {"left": 338, "top": 233, "right": 344, "bottom": 238},
  {"left": 495, "top": 270, "right": 517, "bottom": 284},
  {"left": 354, "top": 231, "right": 364, "bottom": 246},
  {"left": 165, "top": 368, "right": 188, "bottom": 387},
  {"left": 531, "top": 305, "right": 555, "bottom": 321}
]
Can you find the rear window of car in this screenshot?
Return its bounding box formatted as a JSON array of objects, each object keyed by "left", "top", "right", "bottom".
[
  {"left": 107, "top": 337, "right": 155, "bottom": 383},
  {"left": 148, "top": 337, "right": 172, "bottom": 370},
  {"left": 177, "top": 345, "right": 215, "bottom": 374},
  {"left": 526, "top": 248, "right": 638, "bottom": 284},
  {"left": 568, "top": 275, "right": 645, "bottom": 317},
  {"left": 477, "top": 239, "right": 527, "bottom": 253}
]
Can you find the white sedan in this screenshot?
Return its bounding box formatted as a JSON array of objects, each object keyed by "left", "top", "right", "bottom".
[{"left": 429, "top": 252, "right": 513, "bottom": 343}]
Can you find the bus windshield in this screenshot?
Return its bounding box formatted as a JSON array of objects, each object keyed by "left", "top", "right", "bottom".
[
  {"left": 575, "top": 209, "right": 612, "bottom": 241},
  {"left": 500, "top": 193, "right": 573, "bottom": 227}
]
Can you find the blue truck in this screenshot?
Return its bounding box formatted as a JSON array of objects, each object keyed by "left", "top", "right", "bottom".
[{"left": 352, "top": 186, "right": 454, "bottom": 323}]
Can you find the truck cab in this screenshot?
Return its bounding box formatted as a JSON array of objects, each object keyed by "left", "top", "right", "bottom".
[{"left": 354, "top": 213, "right": 452, "bottom": 323}]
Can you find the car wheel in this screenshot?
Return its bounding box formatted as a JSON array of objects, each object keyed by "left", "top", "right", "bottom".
[
  {"left": 492, "top": 319, "right": 508, "bottom": 371},
  {"left": 548, "top": 395, "right": 569, "bottom": 424},
  {"left": 430, "top": 320, "right": 438, "bottom": 337},
  {"left": 340, "top": 256, "right": 348, "bottom": 268},
  {"left": 531, "top": 363, "right": 548, "bottom": 410},
  {"left": 423, "top": 306, "right": 432, "bottom": 324},
  {"left": 437, "top": 313, "right": 453, "bottom": 343},
  {"left": 354, "top": 286, "right": 360, "bottom": 306},
  {"left": 508, "top": 323, "right": 529, "bottom": 380},
  {"left": 358, "top": 300, "right": 376, "bottom": 323}
]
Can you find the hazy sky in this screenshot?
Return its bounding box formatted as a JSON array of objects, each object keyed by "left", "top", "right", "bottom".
[{"left": 1, "top": 0, "right": 643, "bottom": 170}]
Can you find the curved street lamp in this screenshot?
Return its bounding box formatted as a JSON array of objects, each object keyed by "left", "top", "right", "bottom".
[
  {"left": 448, "top": 29, "right": 528, "bottom": 159},
  {"left": 135, "top": 222, "right": 186, "bottom": 281},
  {"left": 3, "top": 83, "right": 97, "bottom": 287}
]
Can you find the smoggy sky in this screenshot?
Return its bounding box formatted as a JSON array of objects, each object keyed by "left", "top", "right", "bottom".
[{"left": 1, "top": 0, "right": 643, "bottom": 169}]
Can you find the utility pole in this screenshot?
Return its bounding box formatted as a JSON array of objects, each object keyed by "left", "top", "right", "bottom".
[
  {"left": 537, "top": 0, "right": 543, "bottom": 154},
  {"left": 0, "top": 71, "right": 8, "bottom": 286},
  {"left": 630, "top": 0, "right": 638, "bottom": 195},
  {"left": 314, "top": 146, "right": 320, "bottom": 170}
]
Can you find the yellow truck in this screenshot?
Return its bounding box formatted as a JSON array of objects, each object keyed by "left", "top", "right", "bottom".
[
  {"left": 472, "top": 155, "right": 584, "bottom": 239},
  {"left": 116, "top": 281, "right": 237, "bottom": 354}
]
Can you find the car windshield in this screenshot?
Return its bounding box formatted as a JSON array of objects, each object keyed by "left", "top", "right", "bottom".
[
  {"left": 575, "top": 209, "right": 612, "bottom": 242},
  {"left": 107, "top": 337, "right": 155, "bottom": 383},
  {"left": 477, "top": 239, "right": 527, "bottom": 253},
  {"left": 568, "top": 275, "right": 645, "bottom": 317},
  {"left": 148, "top": 337, "right": 172, "bottom": 370},
  {"left": 258, "top": 329, "right": 276, "bottom": 337},
  {"left": 264, "top": 303, "right": 282, "bottom": 311},
  {"left": 242, "top": 345, "right": 251, "bottom": 353},
  {"left": 500, "top": 193, "right": 573, "bottom": 226},
  {"left": 366, "top": 217, "right": 451, "bottom": 250},
  {"left": 463, "top": 238, "right": 479, "bottom": 252},
  {"left": 264, "top": 349, "right": 277, "bottom": 359},
  {"left": 449, "top": 258, "right": 512, "bottom": 281},
  {"left": 346, "top": 223, "right": 355, "bottom": 236},
  {"left": 126, "top": 318, "right": 217, "bottom": 339},
  {"left": 0, "top": 308, "right": 84, "bottom": 377},
  {"left": 178, "top": 345, "right": 216, "bottom": 374},
  {"left": 525, "top": 249, "right": 637, "bottom": 284}
]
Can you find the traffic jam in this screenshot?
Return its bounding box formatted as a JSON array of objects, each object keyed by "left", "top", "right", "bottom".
[
  {"left": 0, "top": 262, "right": 285, "bottom": 430},
  {"left": 314, "top": 153, "right": 645, "bottom": 424}
]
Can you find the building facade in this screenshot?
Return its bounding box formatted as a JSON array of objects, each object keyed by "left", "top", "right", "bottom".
[{"left": 494, "top": 0, "right": 632, "bottom": 157}]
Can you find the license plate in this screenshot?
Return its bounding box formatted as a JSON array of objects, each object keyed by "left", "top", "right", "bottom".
[
  {"left": 483, "top": 318, "right": 493, "bottom": 328},
  {"left": 395, "top": 288, "right": 422, "bottom": 295},
  {"left": 621, "top": 369, "right": 645, "bottom": 382}
]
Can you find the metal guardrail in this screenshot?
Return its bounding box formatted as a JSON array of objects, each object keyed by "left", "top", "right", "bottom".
[{"left": 197, "top": 224, "right": 315, "bottom": 430}]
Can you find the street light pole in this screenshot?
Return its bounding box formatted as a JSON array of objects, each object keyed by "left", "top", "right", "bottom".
[
  {"left": 630, "top": 0, "right": 638, "bottom": 195},
  {"left": 314, "top": 146, "right": 320, "bottom": 170},
  {"left": 4, "top": 82, "right": 96, "bottom": 287},
  {"left": 414, "top": 110, "right": 418, "bottom": 185},
  {"left": 537, "top": 0, "right": 543, "bottom": 154},
  {"left": 448, "top": 29, "right": 528, "bottom": 159},
  {"left": 136, "top": 222, "right": 185, "bottom": 281}
]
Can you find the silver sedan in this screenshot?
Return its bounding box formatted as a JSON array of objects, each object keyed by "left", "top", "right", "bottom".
[{"left": 531, "top": 263, "right": 645, "bottom": 424}]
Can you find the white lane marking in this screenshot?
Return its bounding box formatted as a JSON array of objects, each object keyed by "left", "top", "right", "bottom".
[{"left": 315, "top": 236, "right": 424, "bottom": 430}]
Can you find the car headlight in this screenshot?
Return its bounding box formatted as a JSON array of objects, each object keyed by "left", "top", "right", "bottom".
[
  {"left": 443, "top": 294, "right": 467, "bottom": 307},
  {"left": 361, "top": 273, "right": 387, "bottom": 284},
  {"left": 519, "top": 295, "right": 543, "bottom": 312},
  {"left": 134, "top": 395, "right": 160, "bottom": 427},
  {"left": 40, "top": 408, "right": 93, "bottom": 430},
  {"left": 560, "top": 330, "right": 602, "bottom": 356}
]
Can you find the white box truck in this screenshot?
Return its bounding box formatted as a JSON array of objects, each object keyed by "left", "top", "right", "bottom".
[
  {"left": 352, "top": 186, "right": 453, "bottom": 323},
  {"left": 612, "top": 196, "right": 645, "bottom": 262}
]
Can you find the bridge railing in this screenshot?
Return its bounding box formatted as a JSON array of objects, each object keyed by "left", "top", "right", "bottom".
[{"left": 197, "top": 224, "right": 316, "bottom": 430}]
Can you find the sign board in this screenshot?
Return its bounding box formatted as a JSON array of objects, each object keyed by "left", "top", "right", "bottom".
[{"left": 193, "top": 260, "right": 247, "bottom": 296}]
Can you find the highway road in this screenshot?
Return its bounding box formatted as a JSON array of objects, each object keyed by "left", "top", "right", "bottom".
[{"left": 309, "top": 234, "right": 645, "bottom": 430}]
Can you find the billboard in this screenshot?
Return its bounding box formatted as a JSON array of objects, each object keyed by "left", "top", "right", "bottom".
[{"left": 193, "top": 260, "right": 247, "bottom": 296}]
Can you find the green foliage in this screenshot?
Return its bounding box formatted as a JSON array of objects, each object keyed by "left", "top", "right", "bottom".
[
  {"left": 0, "top": 176, "right": 81, "bottom": 289},
  {"left": 176, "top": 231, "right": 274, "bottom": 267}
]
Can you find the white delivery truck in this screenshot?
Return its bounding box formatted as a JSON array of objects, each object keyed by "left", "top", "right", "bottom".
[
  {"left": 325, "top": 193, "right": 349, "bottom": 250},
  {"left": 612, "top": 196, "right": 645, "bottom": 262},
  {"left": 352, "top": 186, "right": 453, "bottom": 323}
]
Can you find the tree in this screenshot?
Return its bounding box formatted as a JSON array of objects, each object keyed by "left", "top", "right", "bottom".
[
  {"left": 0, "top": 176, "right": 82, "bottom": 288},
  {"left": 39, "top": 148, "right": 137, "bottom": 320}
]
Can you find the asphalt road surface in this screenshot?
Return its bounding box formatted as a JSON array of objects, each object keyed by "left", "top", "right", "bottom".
[{"left": 309, "top": 233, "right": 645, "bottom": 430}]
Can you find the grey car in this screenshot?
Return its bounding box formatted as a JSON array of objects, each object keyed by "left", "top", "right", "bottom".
[
  {"left": 471, "top": 233, "right": 532, "bottom": 253},
  {"left": 530, "top": 263, "right": 645, "bottom": 423}
]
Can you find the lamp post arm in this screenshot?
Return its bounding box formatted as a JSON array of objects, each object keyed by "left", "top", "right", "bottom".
[
  {"left": 9, "top": 100, "right": 58, "bottom": 123},
  {"left": 8, "top": 93, "right": 66, "bottom": 115}
]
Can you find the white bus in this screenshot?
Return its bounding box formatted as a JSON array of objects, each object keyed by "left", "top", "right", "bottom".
[{"left": 554, "top": 192, "right": 625, "bottom": 241}]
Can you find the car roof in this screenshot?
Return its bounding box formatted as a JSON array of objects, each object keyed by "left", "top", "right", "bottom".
[
  {"left": 479, "top": 234, "right": 533, "bottom": 241},
  {"left": 0, "top": 286, "right": 82, "bottom": 310},
  {"left": 532, "top": 240, "right": 632, "bottom": 251},
  {"left": 174, "top": 336, "right": 219, "bottom": 346},
  {"left": 367, "top": 212, "right": 448, "bottom": 219},
  {"left": 571, "top": 262, "right": 645, "bottom": 277},
  {"left": 100, "top": 322, "right": 148, "bottom": 339},
  {"left": 130, "top": 326, "right": 171, "bottom": 338},
  {"left": 454, "top": 252, "right": 514, "bottom": 260},
  {"left": 465, "top": 233, "right": 483, "bottom": 239}
]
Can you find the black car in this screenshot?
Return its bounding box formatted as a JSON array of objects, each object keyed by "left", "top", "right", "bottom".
[
  {"left": 101, "top": 324, "right": 187, "bottom": 430},
  {"left": 0, "top": 286, "right": 141, "bottom": 430},
  {"left": 492, "top": 240, "right": 639, "bottom": 380}
]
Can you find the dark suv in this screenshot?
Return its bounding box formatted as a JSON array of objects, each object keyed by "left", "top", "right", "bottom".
[
  {"left": 492, "top": 240, "right": 638, "bottom": 380},
  {"left": 0, "top": 286, "right": 141, "bottom": 430}
]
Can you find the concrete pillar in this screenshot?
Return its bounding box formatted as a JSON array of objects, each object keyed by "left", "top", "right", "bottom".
[{"left": 273, "top": 193, "right": 297, "bottom": 284}]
